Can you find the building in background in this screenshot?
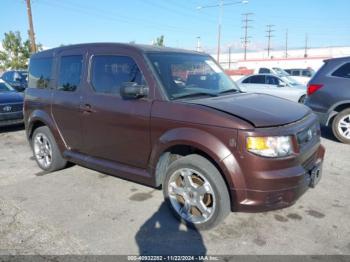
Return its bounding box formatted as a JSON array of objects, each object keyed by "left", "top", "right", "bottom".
[{"left": 217, "top": 46, "right": 350, "bottom": 71}]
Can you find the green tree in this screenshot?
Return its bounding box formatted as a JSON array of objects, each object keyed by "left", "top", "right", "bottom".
[
  {"left": 153, "top": 35, "right": 165, "bottom": 47},
  {"left": 0, "top": 31, "right": 42, "bottom": 70}
]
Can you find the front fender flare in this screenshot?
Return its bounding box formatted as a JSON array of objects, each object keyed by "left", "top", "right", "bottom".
[{"left": 149, "top": 127, "right": 241, "bottom": 190}]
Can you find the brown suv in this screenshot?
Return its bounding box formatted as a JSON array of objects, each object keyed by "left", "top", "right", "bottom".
[{"left": 24, "top": 43, "right": 325, "bottom": 229}]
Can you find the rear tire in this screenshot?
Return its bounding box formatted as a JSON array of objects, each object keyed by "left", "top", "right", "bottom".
[
  {"left": 298, "top": 95, "right": 306, "bottom": 104},
  {"left": 163, "top": 154, "right": 230, "bottom": 230},
  {"left": 32, "top": 126, "right": 67, "bottom": 172},
  {"left": 332, "top": 109, "right": 350, "bottom": 144}
]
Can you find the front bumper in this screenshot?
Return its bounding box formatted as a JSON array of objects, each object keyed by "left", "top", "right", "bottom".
[
  {"left": 0, "top": 112, "right": 24, "bottom": 127},
  {"left": 229, "top": 144, "right": 325, "bottom": 212}
]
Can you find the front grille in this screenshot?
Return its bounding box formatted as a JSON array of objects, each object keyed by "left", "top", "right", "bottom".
[
  {"left": 297, "top": 123, "right": 319, "bottom": 147},
  {"left": 0, "top": 103, "right": 23, "bottom": 113}
]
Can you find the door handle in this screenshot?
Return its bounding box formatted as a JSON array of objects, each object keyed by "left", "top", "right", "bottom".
[{"left": 81, "top": 104, "right": 95, "bottom": 114}]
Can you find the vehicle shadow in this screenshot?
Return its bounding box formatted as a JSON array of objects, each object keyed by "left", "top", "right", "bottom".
[
  {"left": 135, "top": 201, "right": 207, "bottom": 256},
  {"left": 0, "top": 124, "right": 24, "bottom": 134},
  {"left": 320, "top": 126, "right": 339, "bottom": 143}
]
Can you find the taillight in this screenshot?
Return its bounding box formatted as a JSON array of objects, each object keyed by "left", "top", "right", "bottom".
[{"left": 307, "top": 84, "right": 323, "bottom": 96}]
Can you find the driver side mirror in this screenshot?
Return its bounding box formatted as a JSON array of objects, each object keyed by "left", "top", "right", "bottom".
[
  {"left": 278, "top": 82, "right": 287, "bottom": 87},
  {"left": 120, "top": 82, "right": 149, "bottom": 99}
]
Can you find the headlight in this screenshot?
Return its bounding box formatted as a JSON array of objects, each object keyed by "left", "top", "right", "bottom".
[{"left": 246, "top": 136, "right": 293, "bottom": 158}]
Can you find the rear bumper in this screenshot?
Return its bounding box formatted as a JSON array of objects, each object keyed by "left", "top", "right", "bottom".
[
  {"left": 228, "top": 144, "right": 325, "bottom": 212},
  {"left": 312, "top": 110, "right": 330, "bottom": 126}
]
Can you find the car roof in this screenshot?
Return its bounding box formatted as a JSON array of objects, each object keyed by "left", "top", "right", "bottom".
[
  {"left": 31, "top": 43, "right": 206, "bottom": 59},
  {"left": 324, "top": 56, "right": 350, "bottom": 63},
  {"left": 247, "top": 74, "right": 280, "bottom": 77}
]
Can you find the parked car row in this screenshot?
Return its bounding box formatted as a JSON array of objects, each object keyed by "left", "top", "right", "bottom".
[
  {"left": 236, "top": 73, "right": 307, "bottom": 103},
  {"left": 0, "top": 79, "right": 24, "bottom": 127},
  {"left": 255, "top": 67, "right": 312, "bottom": 85},
  {"left": 233, "top": 58, "right": 350, "bottom": 144},
  {"left": 1, "top": 70, "right": 28, "bottom": 92}
]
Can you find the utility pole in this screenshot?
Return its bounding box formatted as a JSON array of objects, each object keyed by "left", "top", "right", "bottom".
[
  {"left": 228, "top": 46, "right": 232, "bottom": 69},
  {"left": 197, "top": 0, "right": 248, "bottom": 63},
  {"left": 241, "top": 13, "right": 253, "bottom": 60},
  {"left": 304, "top": 33, "right": 308, "bottom": 58},
  {"left": 285, "top": 29, "right": 288, "bottom": 59},
  {"left": 265, "top": 24, "right": 275, "bottom": 58},
  {"left": 217, "top": 0, "right": 223, "bottom": 63},
  {"left": 25, "top": 0, "right": 37, "bottom": 53},
  {"left": 196, "top": 36, "right": 202, "bottom": 52}
]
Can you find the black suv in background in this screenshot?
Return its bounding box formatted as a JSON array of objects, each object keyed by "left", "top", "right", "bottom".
[
  {"left": 1, "top": 70, "right": 28, "bottom": 92},
  {"left": 305, "top": 57, "right": 350, "bottom": 143}
]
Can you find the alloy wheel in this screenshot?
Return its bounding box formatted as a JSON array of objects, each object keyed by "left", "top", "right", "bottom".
[
  {"left": 33, "top": 133, "right": 53, "bottom": 168},
  {"left": 167, "top": 168, "right": 216, "bottom": 224},
  {"left": 337, "top": 114, "right": 350, "bottom": 139}
]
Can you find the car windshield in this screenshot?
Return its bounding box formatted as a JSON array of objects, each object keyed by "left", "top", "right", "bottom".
[
  {"left": 147, "top": 53, "right": 240, "bottom": 100},
  {"left": 282, "top": 75, "right": 302, "bottom": 86},
  {"left": 273, "top": 67, "right": 290, "bottom": 76},
  {"left": 0, "top": 82, "right": 15, "bottom": 92},
  {"left": 15, "top": 71, "right": 28, "bottom": 82}
]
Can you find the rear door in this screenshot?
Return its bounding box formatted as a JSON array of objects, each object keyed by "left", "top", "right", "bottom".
[
  {"left": 80, "top": 47, "right": 152, "bottom": 169},
  {"left": 51, "top": 48, "right": 86, "bottom": 151},
  {"left": 241, "top": 75, "right": 269, "bottom": 94}
]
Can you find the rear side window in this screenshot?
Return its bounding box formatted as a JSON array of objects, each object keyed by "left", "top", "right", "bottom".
[
  {"left": 91, "top": 55, "right": 145, "bottom": 96},
  {"left": 245, "top": 75, "right": 265, "bottom": 84},
  {"left": 302, "top": 70, "right": 311, "bottom": 77},
  {"left": 28, "top": 58, "right": 53, "bottom": 89},
  {"left": 291, "top": 70, "right": 300, "bottom": 76},
  {"left": 58, "top": 55, "right": 83, "bottom": 92},
  {"left": 332, "top": 63, "right": 350, "bottom": 78}
]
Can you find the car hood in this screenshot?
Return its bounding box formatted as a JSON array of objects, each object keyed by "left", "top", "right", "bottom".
[
  {"left": 187, "top": 93, "right": 311, "bottom": 128},
  {"left": 291, "top": 84, "right": 307, "bottom": 90},
  {"left": 0, "top": 91, "right": 24, "bottom": 104}
]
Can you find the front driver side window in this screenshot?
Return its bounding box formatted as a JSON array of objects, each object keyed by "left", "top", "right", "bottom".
[
  {"left": 266, "top": 76, "right": 280, "bottom": 85},
  {"left": 91, "top": 55, "right": 146, "bottom": 96}
]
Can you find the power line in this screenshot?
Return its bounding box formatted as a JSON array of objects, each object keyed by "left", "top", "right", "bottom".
[
  {"left": 265, "top": 24, "right": 275, "bottom": 58},
  {"left": 241, "top": 13, "right": 253, "bottom": 60},
  {"left": 38, "top": 0, "right": 200, "bottom": 35}
]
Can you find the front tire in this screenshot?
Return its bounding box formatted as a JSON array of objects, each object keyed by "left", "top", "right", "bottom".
[
  {"left": 332, "top": 109, "right": 350, "bottom": 144},
  {"left": 163, "top": 154, "right": 230, "bottom": 230},
  {"left": 32, "top": 126, "right": 67, "bottom": 172}
]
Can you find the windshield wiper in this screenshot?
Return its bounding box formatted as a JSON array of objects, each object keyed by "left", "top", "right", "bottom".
[
  {"left": 217, "top": 89, "right": 240, "bottom": 95},
  {"left": 173, "top": 92, "right": 218, "bottom": 100}
]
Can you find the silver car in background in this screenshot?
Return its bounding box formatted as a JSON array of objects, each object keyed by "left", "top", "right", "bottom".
[{"left": 237, "top": 74, "right": 307, "bottom": 103}]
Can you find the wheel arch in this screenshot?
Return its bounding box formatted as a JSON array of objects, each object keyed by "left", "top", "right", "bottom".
[
  {"left": 150, "top": 128, "right": 238, "bottom": 208},
  {"left": 327, "top": 101, "right": 350, "bottom": 126},
  {"left": 27, "top": 110, "right": 66, "bottom": 152}
]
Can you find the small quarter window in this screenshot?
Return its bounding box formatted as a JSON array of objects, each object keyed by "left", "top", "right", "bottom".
[
  {"left": 58, "top": 55, "right": 83, "bottom": 92},
  {"left": 332, "top": 63, "right": 350, "bottom": 78},
  {"left": 28, "top": 57, "right": 53, "bottom": 89},
  {"left": 91, "top": 55, "right": 146, "bottom": 96}
]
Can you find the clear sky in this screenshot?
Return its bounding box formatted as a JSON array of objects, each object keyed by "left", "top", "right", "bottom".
[{"left": 1, "top": 0, "right": 349, "bottom": 53}]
